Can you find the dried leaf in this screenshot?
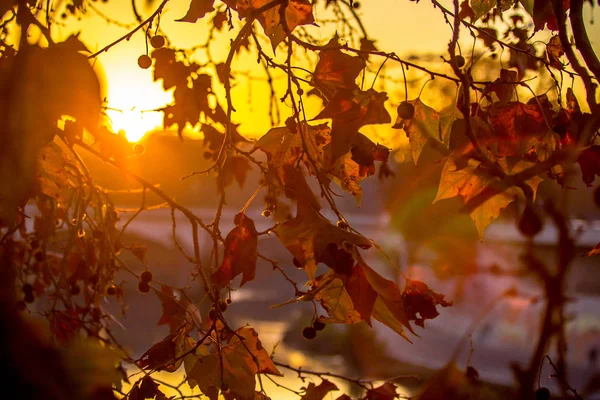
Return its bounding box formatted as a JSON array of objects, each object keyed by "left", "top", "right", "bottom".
[
  {"left": 177, "top": 0, "right": 215, "bottom": 22},
  {"left": 211, "top": 213, "right": 258, "bottom": 288},
  {"left": 363, "top": 382, "right": 397, "bottom": 400},
  {"left": 236, "top": 0, "right": 314, "bottom": 50},
  {"left": 312, "top": 37, "right": 366, "bottom": 98},
  {"left": 300, "top": 379, "right": 338, "bottom": 400},
  {"left": 546, "top": 35, "right": 564, "bottom": 68},
  {"left": 402, "top": 280, "right": 453, "bottom": 328},
  {"left": 185, "top": 327, "right": 281, "bottom": 400},
  {"left": 434, "top": 157, "right": 543, "bottom": 239},
  {"left": 275, "top": 208, "right": 371, "bottom": 280},
  {"left": 393, "top": 98, "right": 440, "bottom": 165},
  {"left": 156, "top": 286, "right": 203, "bottom": 333},
  {"left": 577, "top": 146, "right": 600, "bottom": 187}
]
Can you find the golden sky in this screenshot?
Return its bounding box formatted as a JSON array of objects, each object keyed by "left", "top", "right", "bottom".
[{"left": 51, "top": 0, "right": 600, "bottom": 143}]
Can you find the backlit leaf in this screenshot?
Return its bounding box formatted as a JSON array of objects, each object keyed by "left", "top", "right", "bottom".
[
  {"left": 177, "top": 0, "right": 215, "bottom": 22},
  {"left": 300, "top": 379, "right": 338, "bottom": 400},
  {"left": 434, "top": 157, "right": 543, "bottom": 239},
  {"left": 393, "top": 98, "right": 440, "bottom": 165},
  {"left": 211, "top": 213, "right": 258, "bottom": 288},
  {"left": 275, "top": 208, "right": 371, "bottom": 280},
  {"left": 470, "top": 0, "right": 495, "bottom": 20},
  {"left": 312, "top": 37, "right": 366, "bottom": 98},
  {"left": 185, "top": 327, "right": 282, "bottom": 400}
]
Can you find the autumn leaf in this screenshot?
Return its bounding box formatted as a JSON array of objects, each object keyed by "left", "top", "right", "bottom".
[
  {"left": 312, "top": 37, "right": 366, "bottom": 99},
  {"left": 254, "top": 122, "right": 329, "bottom": 184},
  {"left": 177, "top": 0, "right": 215, "bottom": 22},
  {"left": 255, "top": 123, "right": 387, "bottom": 204},
  {"left": 37, "top": 142, "right": 76, "bottom": 201},
  {"left": 402, "top": 280, "right": 453, "bottom": 328},
  {"left": 315, "top": 88, "right": 391, "bottom": 163},
  {"left": 470, "top": 0, "right": 495, "bottom": 20},
  {"left": 313, "top": 263, "right": 429, "bottom": 342},
  {"left": 531, "top": 0, "right": 570, "bottom": 32},
  {"left": 236, "top": 0, "right": 314, "bottom": 50},
  {"left": 138, "top": 332, "right": 186, "bottom": 372},
  {"left": 152, "top": 48, "right": 190, "bottom": 91},
  {"left": 312, "top": 273, "right": 363, "bottom": 324},
  {"left": 483, "top": 68, "right": 517, "bottom": 105},
  {"left": 221, "top": 155, "right": 251, "bottom": 188},
  {"left": 185, "top": 327, "right": 282, "bottom": 400},
  {"left": 130, "top": 242, "right": 148, "bottom": 265},
  {"left": 363, "top": 382, "right": 398, "bottom": 400},
  {"left": 300, "top": 379, "right": 338, "bottom": 400},
  {"left": 344, "top": 264, "right": 377, "bottom": 324},
  {"left": 577, "top": 146, "right": 600, "bottom": 186},
  {"left": 458, "top": 0, "right": 475, "bottom": 20},
  {"left": 546, "top": 35, "right": 564, "bottom": 68},
  {"left": 156, "top": 286, "right": 203, "bottom": 333},
  {"left": 211, "top": 213, "right": 258, "bottom": 288},
  {"left": 439, "top": 106, "right": 463, "bottom": 147},
  {"left": 434, "top": 157, "right": 543, "bottom": 239},
  {"left": 393, "top": 98, "right": 440, "bottom": 165},
  {"left": 488, "top": 101, "right": 547, "bottom": 156},
  {"left": 275, "top": 208, "right": 371, "bottom": 280}
]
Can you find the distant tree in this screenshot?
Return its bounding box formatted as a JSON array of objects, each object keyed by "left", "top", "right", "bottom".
[{"left": 0, "top": 0, "right": 599, "bottom": 399}]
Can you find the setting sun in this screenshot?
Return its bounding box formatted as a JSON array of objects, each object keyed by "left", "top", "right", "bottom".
[
  {"left": 105, "top": 108, "right": 161, "bottom": 142},
  {"left": 103, "top": 66, "right": 171, "bottom": 141}
]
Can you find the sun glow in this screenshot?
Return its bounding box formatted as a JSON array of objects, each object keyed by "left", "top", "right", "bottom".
[
  {"left": 103, "top": 61, "right": 172, "bottom": 142},
  {"left": 106, "top": 108, "right": 162, "bottom": 142}
]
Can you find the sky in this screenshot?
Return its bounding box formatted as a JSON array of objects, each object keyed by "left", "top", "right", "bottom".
[{"left": 43, "top": 0, "right": 600, "bottom": 143}]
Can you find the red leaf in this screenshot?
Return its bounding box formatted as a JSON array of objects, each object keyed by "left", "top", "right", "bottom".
[
  {"left": 211, "top": 213, "right": 258, "bottom": 288},
  {"left": 577, "top": 146, "right": 600, "bottom": 187},
  {"left": 532, "top": 0, "right": 570, "bottom": 32},
  {"left": 488, "top": 101, "right": 547, "bottom": 156},
  {"left": 344, "top": 265, "right": 377, "bottom": 325}
]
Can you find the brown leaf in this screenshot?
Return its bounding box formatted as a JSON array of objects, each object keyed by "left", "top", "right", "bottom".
[
  {"left": 185, "top": 327, "right": 282, "bottom": 400},
  {"left": 312, "top": 37, "right": 366, "bottom": 99},
  {"left": 488, "top": 101, "right": 547, "bottom": 156},
  {"left": 300, "top": 379, "right": 338, "bottom": 400},
  {"left": 546, "top": 35, "right": 564, "bottom": 68},
  {"left": 531, "top": 0, "right": 570, "bottom": 32},
  {"left": 236, "top": 0, "right": 314, "bottom": 50},
  {"left": 402, "top": 280, "right": 452, "bottom": 328},
  {"left": 138, "top": 333, "right": 185, "bottom": 372},
  {"left": 37, "top": 142, "right": 76, "bottom": 201},
  {"left": 275, "top": 208, "right": 371, "bottom": 280},
  {"left": 344, "top": 265, "right": 377, "bottom": 324},
  {"left": 221, "top": 155, "right": 251, "bottom": 188},
  {"left": 177, "top": 0, "right": 215, "bottom": 22},
  {"left": 362, "top": 382, "right": 397, "bottom": 400},
  {"left": 393, "top": 98, "right": 440, "bottom": 165},
  {"left": 212, "top": 213, "right": 258, "bottom": 288},
  {"left": 156, "top": 286, "right": 203, "bottom": 333},
  {"left": 316, "top": 88, "right": 390, "bottom": 163},
  {"left": 130, "top": 242, "right": 148, "bottom": 266}
]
